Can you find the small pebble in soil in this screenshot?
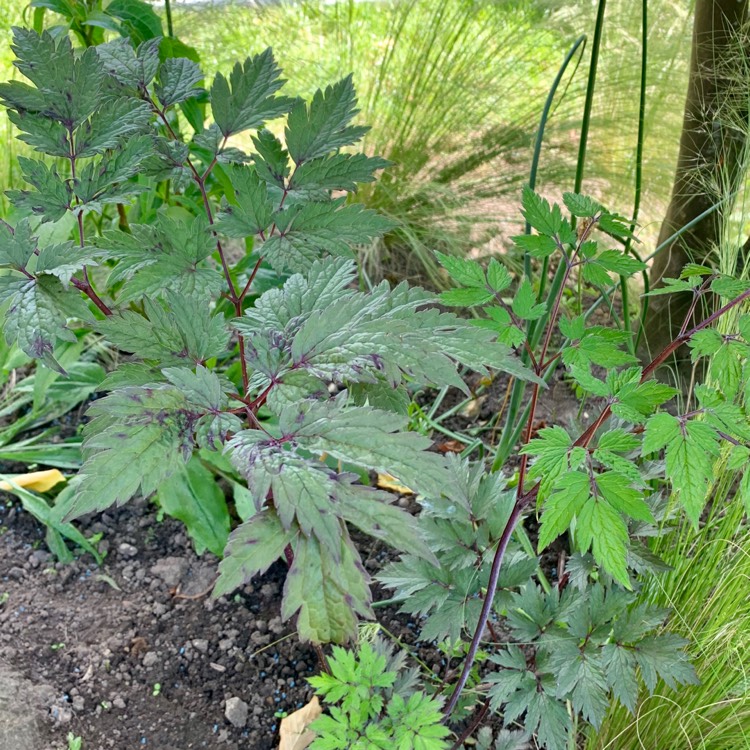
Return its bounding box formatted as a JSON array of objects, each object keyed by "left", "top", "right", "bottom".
[{"left": 224, "top": 696, "right": 249, "bottom": 728}]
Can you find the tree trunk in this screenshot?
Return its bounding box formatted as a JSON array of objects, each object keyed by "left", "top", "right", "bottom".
[{"left": 641, "top": 0, "right": 749, "bottom": 371}]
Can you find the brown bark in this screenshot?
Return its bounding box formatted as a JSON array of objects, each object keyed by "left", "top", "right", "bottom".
[{"left": 641, "top": 0, "right": 749, "bottom": 371}]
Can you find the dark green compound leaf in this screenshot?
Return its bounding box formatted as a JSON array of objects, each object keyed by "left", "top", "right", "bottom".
[
  {"left": 7, "top": 157, "right": 72, "bottom": 222},
  {"left": 0, "top": 274, "right": 94, "bottom": 373},
  {"left": 35, "top": 241, "right": 99, "bottom": 286},
  {"left": 100, "top": 214, "right": 223, "bottom": 303},
  {"left": 57, "top": 384, "right": 202, "bottom": 521},
  {"left": 601, "top": 643, "right": 639, "bottom": 713},
  {"left": 74, "top": 97, "right": 152, "bottom": 158},
  {"left": 7, "top": 109, "right": 69, "bottom": 157},
  {"left": 2, "top": 29, "right": 104, "bottom": 128},
  {"left": 96, "top": 293, "right": 230, "bottom": 366},
  {"left": 289, "top": 153, "right": 390, "bottom": 193},
  {"left": 96, "top": 37, "right": 160, "bottom": 89},
  {"left": 282, "top": 533, "right": 373, "bottom": 643},
  {"left": 214, "top": 165, "right": 274, "bottom": 237},
  {"left": 73, "top": 134, "right": 154, "bottom": 209},
  {"left": 211, "top": 49, "right": 294, "bottom": 137},
  {"left": 161, "top": 366, "right": 241, "bottom": 450},
  {"left": 285, "top": 74, "right": 369, "bottom": 164},
  {"left": 633, "top": 633, "right": 698, "bottom": 693},
  {"left": 251, "top": 128, "right": 290, "bottom": 189},
  {"left": 0, "top": 218, "right": 37, "bottom": 270},
  {"left": 214, "top": 511, "right": 295, "bottom": 598},
  {"left": 237, "top": 258, "right": 541, "bottom": 402},
  {"left": 260, "top": 198, "right": 395, "bottom": 273},
  {"left": 156, "top": 57, "right": 204, "bottom": 108},
  {"left": 156, "top": 455, "right": 230, "bottom": 557}
]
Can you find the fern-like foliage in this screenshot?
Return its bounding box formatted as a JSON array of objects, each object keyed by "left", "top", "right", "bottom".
[{"left": 0, "top": 27, "right": 537, "bottom": 645}]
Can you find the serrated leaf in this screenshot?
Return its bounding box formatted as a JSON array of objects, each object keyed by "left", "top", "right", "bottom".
[
  {"left": 595, "top": 472, "right": 653, "bottom": 522},
  {"left": 289, "top": 153, "right": 390, "bottom": 193},
  {"left": 577, "top": 498, "right": 631, "bottom": 586},
  {"left": 7, "top": 157, "right": 72, "bottom": 222},
  {"left": 689, "top": 328, "right": 722, "bottom": 360},
  {"left": 96, "top": 293, "right": 230, "bottom": 365},
  {"left": 252, "top": 127, "right": 290, "bottom": 188},
  {"left": 156, "top": 455, "right": 229, "bottom": 556},
  {"left": 211, "top": 48, "right": 293, "bottom": 137},
  {"left": 0, "top": 218, "right": 37, "bottom": 270},
  {"left": 522, "top": 186, "right": 566, "bottom": 236},
  {"left": 74, "top": 98, "right": 152, "bottom": 158},
  {"left": 214, "top": 511, "right": 294, "bottom": 598},
  {"left": 440, "top": 287, "right": 494, "bottom": 307},
  {"left": 282, "top": 533, "right": 372, "bottom": 643},
  {"left": 486, "top": 258, "right": 512, "bottom": 292},
  {"left": 56, "top": 385, "right": 198, "bottom": 521},
  {"left": 3, "top": 30, "right": 104, "bottom": 128},
  {"left": 156, "top": 57, "right": 204, "bottom": 108},
  {"left": 537, "top": 471, "right": 590, "bottom": 551},
  {"left": 335, "top": 478, "right": 436, "bottom": 563},
  {"left": 1, "top": 275, "right": 93, "bottom": 373},
  {"left": 521, "top": 426, "right": 585, "bottom": 493},
  {"left": 261, "top": 199, "right": 394, "bottom": 273},
  {"left": 7, "top": 109, "right": 69, "bottom": 157},
  {"left": 602, "top": 643, "right": 638, "bottom": 713},
  {"left": 35, "top": 241, "right": 98, "bottom": 286},
  {"left": 563, "top": 192, "right": 604, "bottom": 217},
  {"left": 595, "top": 249, "right": 646, "bottom": 276},
  {"left": 286, "top": 74, "right": 369, "bottom": 164},
  {"left": 73, "top": 135, "right": 153, "bottom": 209},
  {"left": 596, "top": 428, "right": 640, "bottom": 454},
  {"left": 96, "top": 37, "right": 160, "bottom": 89},
  {"left": 513, "top": 232, "right": 559, "bottom": 258},
  {"left": 560, "top": 315, "right": 585, "bottom": 341},
  {"left": 435, "top": 251, "right": 486, "bottom": 288},
  {"left": 511, "top": 278, "right": 545, "bottom": 320},
  {"left": 633, "top": 633, "right": 698, "bottom": 693},
  {"left": 100, "top": 214, "right": 223, "bottom": 302},
  {"left": 215, "top": 165, "right": 273, "bottom": 237}
]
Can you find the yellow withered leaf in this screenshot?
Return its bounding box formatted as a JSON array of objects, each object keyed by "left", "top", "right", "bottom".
[
  {"left": 376, "top": 473, "right": 414, "bottom": 495},
  {"left": 278, "top": 696, "right": 322, "bottom": 750},
  {"left": 0, "top": 469, "right": 66, "bottom": 493}
]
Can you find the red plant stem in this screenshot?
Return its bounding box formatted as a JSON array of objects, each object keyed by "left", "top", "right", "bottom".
[
  {"left": 442, "top": 497, "right": 529, "bottom": 718},
  {"left": 66, "top": 126, "right": 112, "bottom": 317},
  {"left": 516, "top": 258, "right": 573, "bottom": 499},
  {"left": 146, "top": 97, "right": 257, "bottom": 393},
  {"left": 239, "top": 256, "right": 264, "bottom": 303},
  {"left": 574, "top": 286, "right": 750, "bottom": 449},
  {"left": 448, "top": 699, "right": 491, "bottom": 750},
  {"left": 72, "top": 277, "right": 113, "bottom": 317}
]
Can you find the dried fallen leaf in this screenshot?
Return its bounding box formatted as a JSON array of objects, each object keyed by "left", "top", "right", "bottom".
[
  {"left": 434, "top": 439, "right": 466, "bottom": 454},
  {"left": 0, "top": 469, "right": 66, "bottom": 493},
  {"left": 376, "top": 473, "right": 414, "bottom": 495},
  {"left": 278, "top": 696, "right": 322, "bottom": 750}
]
